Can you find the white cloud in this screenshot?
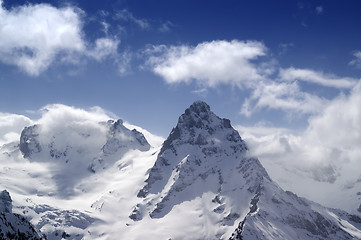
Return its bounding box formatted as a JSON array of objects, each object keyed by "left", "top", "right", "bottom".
[
  {"left": 35, "top": 104, "right": 113, "bottom": 157},
  {"left": 0, "top": 2, "right": 121, "bottom": 76},
  {"left": 236, "top": 81, "right": 361, "bottom": 210},
  {"left": 146, "top": 40, "right": 268, "bottom": 88},
  {"left": 349, "top": 51, "right": 361, "bottom": 69},
  {"left": 114, "top": 9, "right": 150, "bottom": 30},
  {"left": 145, "top": 40, "right": 359, "bottom": 118},
  {"left": 0, "top": 113, "right": 33, "bottom": 146},
  {"left": 0, "top": 1, "right": 85, "bottom": 76},
  {"left": 241, "top": 81, "right": 328, "bottom": 116},
  {"left": 279, "top": 67, "right": 357, "bottom": 89},
  {"left": 37, "top": 104, "right": 112, "bottom": 132},
  {"left": 244, "top": 82, "right": 361, "bottom": 164},
  {"left": 305, "top": 81, "right": 361, "bottom": 151},
  {"left": 87, "top": 38, "right": 120, "bottom": 62}
]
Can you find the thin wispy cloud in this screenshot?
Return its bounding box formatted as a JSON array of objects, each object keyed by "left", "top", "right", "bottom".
[
  {"left": 114, "top": 9, "right": 150, "bottom": 30},
  {"left": 87, "top": 38, "right": 120, "bottom": 62},
  {"left": 296, "top": 2, "right": 324, "bottom": 27},
  {"left": 349, "top": 51, "right": 361, "bottom": 69},
  {"left": 278, "top": 43, "right": 294, "bottom": 55},
  {"left": 116, "top": 50, "right": 132, "bottom": 75},
  {"left": 279, "top": 67, "right": 357, "bottom": 89},
  {"left": 315, "top": 6, "right": 323, "bottom": 15},
  {"left": 158, "top": 21, "right": 174, "bottom": 32}
]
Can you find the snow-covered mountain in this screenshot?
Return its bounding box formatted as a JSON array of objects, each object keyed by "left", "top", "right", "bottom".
[
  {"left": 0, "top": 117, "right": 153, "bottom": 239},
  {"left": 125, "top": 101, "right": 361, "bottom": 239},
  {"left": 0, "top": 101, "right": 360, "bottom": 239},
  {"left": 0, "top": 190, "right": 42, "bottom": 239}
]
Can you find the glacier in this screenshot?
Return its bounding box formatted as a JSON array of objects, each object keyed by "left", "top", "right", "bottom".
[{"left": 0, "top": 101, "right": 360, "bottom": 239}]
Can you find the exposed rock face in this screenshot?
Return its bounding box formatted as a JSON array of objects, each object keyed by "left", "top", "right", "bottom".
[
  {"left": 89, "top": 119, "right": 150, "bottom": 172},
  {"left": 0, "top": 190, "right": 12, "bottom": 213},
  {"left": 133, "top": 101, "right": 361, "bottom": 239},
  {"left": 102, "top": 119, "right": 150, "bottom": 155},
  {"left": 229, "top": 181, "right": 361, "bottom": 240},
  {"left": 19, "top": 119, "right": 150, "bottom": 173},
  {"left": 19, "top": 125, "right": 42, "bottom": 158},
  {"left": 135, "top": 101, "right": 270, "bottom": 227},
  {"left": 138, "top": 101, "right": 252, "bottom": 198},
  {"left": 0, "top": 190, "right": 42, "bottom": 240},
  {"left": 20, "top": 203, "right": 98, "bottom": 240},
  {"left": 8, "top": 101, "right": 361, "bottom": 239}
]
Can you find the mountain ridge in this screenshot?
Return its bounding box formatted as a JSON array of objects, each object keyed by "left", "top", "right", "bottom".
[{"left": 0, "top": 101, "right": 360, "bottom": 239}]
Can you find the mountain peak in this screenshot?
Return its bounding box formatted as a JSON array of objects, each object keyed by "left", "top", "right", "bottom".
[
  {"left": 137, "top": 101, "right": 254, "bottom": 215},
  {"left": 178, "top": 101, "right": 229, "bottom": 129},
  {"left": 159, "top": 101, "right": 241, "bottom": 157},
  {"left": 185, "top": 100, "right": 211, "bottom": 117}
]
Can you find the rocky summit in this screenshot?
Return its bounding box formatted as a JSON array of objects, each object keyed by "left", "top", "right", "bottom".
[
  {"left": 0, "top": 190, "right": 42, "bottom": 240},
  {"left": 0, "top": 101, "right": 360, "bottom": 239}
]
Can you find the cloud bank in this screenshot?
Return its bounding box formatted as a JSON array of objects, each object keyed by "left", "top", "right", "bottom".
[
  {"left": 145, "top": 39, "right": 361, "bottom": 199},
  {"left": 237, "top": 80, "right": 361, "bottom": 185}
]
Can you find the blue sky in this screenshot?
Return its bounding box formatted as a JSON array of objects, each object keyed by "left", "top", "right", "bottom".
[
  {"left": 2, "top": 0, "right": 361, "bottom": 208},
  {"left": 0, "top": 0, "right": 361, "bottom": 137}
]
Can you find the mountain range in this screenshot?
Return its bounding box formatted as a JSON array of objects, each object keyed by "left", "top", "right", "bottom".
[{"left": 0, "top": 101, "right": 360, "bottom": 239}]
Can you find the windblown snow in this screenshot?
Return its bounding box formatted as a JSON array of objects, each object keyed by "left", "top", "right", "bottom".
[{"left": 0, "top": 101, "right": 360, "bottom": 239}]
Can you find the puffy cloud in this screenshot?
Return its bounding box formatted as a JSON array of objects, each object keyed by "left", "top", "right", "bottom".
[
  {"left": 243, "top": 81, "right": 361, "bottom": 181},
  {"left": 37, "top": 104, "right": 112, "bottom": 133},
  {"left": 145, "top": 39, "right": 358, "bottom": 119},
  {"left": 236, "top": 81, "right": 361, "bottom": 210},
  {"left": 279, "top": 67, "right": 357, "bottom": 89},
  {"left": 34, "top": 104, "right": 113, "bottom": 161},
  {"left": 0, "top": 1, "right": 85, "bottom": 76},
  {"left": 145, "top": 40, "right": 268, "bottom": 88},
  {"left": 0, "top": 113, "right": 33, "bottom": 146},
  {"left": 349, "top": 51, "right": 361, "bottom": 69},
  {"left": 0, "top": 1, "right": 121, "bottom": 76},
  {"left": 305, "top": 81, "right": 361, "bottom": 151}
]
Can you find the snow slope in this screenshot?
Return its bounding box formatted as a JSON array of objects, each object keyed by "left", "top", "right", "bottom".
[
  {"left": 0, "top": 101, "right": 360, "bottom": 239},
  {"left": 0, "top": 190, "right": 42, "bottom": 239}
]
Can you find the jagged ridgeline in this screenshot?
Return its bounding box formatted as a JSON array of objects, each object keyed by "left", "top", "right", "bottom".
[
  {"left": 0, "top": 190, "right": 42, "bottom": 239},
  {"left": 131, "top": 101, "right": 361, "bottom": 239},
  {"left": 0, "top": 101, "right": 360, "bottom": 240}
]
